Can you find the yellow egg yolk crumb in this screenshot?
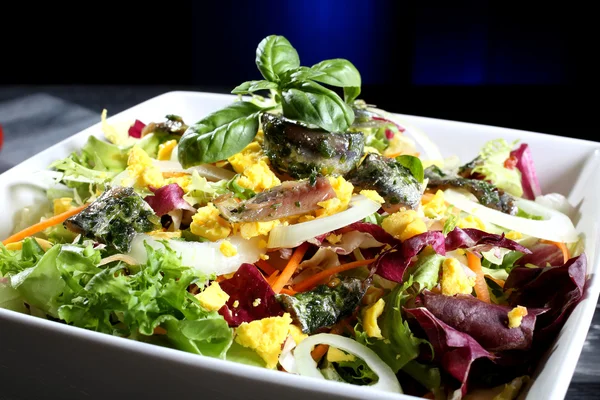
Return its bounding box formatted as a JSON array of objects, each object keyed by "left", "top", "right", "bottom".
[
  {"left": 219, "top": 240, "right": 238, "bottom": 257},
  {"left": 234, "top": 313, "right": 293, "bottom": 369},
  {"left": 421, "top": 190, "right": 447, "bottom": 218},
  {"left": 382, "top": 209, "right": 427, "bottom": 241},
  {"left": 53, "top": 197, "right": 74, "bottom": 215},
  {"left": 126, "top": 146, "right": 165, "bottom": 189},
  {"left": 316, "top": 176, "right": 354, "bottom": 217},
  {"left": 195, "top": 281, "right": 230, "bottom": 312},
  {"left": 361, "top": 298, "right": 385, "bottom": 339},
  {"left": 360, "top": 190, "right": 385, "bottom": 204},
  {"left": 457, "top": 215, "right": 486, "bottom": 230},
  {"left": 441, "top": 258, "right": 476, "bottom": 296},
  {"left": 508, "top": 305, "right": 528, "bottom": 328},
  {"left": 157, "top": 139, "right": 178, "bottom": 160},
  {"left": 227, "top": 141, "right": 280, "bottom": 193},
  {"left": 190, "top": 203, "right": 231, "bottom": 241},
  {"left": 327, "top": 347, "right": 356, "bottom": 363},
  {"left": 506, "top": 231, "right": 523, "bottom": 240}
]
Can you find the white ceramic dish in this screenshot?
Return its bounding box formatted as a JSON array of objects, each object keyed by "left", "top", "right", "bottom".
[{"left": 1, "top": 91, "right": 599, "bottom": 400}]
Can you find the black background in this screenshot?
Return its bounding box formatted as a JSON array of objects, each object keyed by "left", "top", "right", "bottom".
[{"left": 0, "top": 1, "right": 594, "bottom": 139}]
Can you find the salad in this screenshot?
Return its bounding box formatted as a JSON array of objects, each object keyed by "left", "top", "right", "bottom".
[{"left": 0, "top": 35, "right": 587, "bottom": 399}]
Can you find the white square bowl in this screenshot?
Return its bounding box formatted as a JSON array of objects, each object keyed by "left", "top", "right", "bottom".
[{"left": 1, "top": 91, "right": 599, "bottom": 400}]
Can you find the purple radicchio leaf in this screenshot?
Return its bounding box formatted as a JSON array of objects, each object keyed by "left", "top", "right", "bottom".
[
  {"left": 422, "top": 290, "right": 547, "bottom": 352},
  {"left": 143, "top": 183, "right": 196, "bottom": 217},
  {"left": 374, "top": 231, "right": 446, "bottom": 282},
  {"left": 404, "top": 307, "right": 494, "bottom": 396},
  {"left": 445, "top": 227, "right": 531, "bottom": 255},
  {"left": 516, "top": 241, "right": 566, "bottom": 267},
  {"left": 504, "top": 253, "right": 587, "bottom": 338},
  {"left": 217, "top": 263, "right": 284, "bottom": 326},
  {"left": 510, "top": 143, "right": 541, "bottom": 200}
]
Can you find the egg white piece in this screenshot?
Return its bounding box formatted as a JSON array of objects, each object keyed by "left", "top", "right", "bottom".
[{"left": 127, "top": 234, "right": 267, "bottom": 276}]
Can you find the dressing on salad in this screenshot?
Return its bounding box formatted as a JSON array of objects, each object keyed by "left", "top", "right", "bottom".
[{"left": 0, "top": 35, "right": 587, "bottom": 400}]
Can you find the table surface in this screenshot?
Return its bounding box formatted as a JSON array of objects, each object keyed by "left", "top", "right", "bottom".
[{"left": 0, "top": 86, "right": 598, "bottom": 399}]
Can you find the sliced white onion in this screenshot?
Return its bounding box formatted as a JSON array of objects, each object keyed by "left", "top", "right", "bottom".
[
  {"left": 153, "top": 160, "right": 235, "bottom": 181},
  {"left": 278, "top": 335, "right": 298, "bottom": 374},
  {"left": 267, "top": 195, "right": 381, "bottom": 249},
  {"left": 535, "top": 193, "right": 577, "bottom": 221},
  {"left": 97, "top": 253, "right": 139, "bottom": 267},
  {"left": 294, "top": 333, "right": 402, "bottom": 394},
  {"left": 126, "top": 234, "right": 267, "bottom": 276},
  {"left": 366, "top": 107, "right": 443, "bottom": 162},
  {"left": 443, "top": 189, "right": 580, "bottom": 243}
]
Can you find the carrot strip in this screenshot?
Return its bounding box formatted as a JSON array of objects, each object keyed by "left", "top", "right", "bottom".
[
  {"left": 293, "top": 258, "right": 376, "bottom": 293},
  {"left": 384, "top": 151, "right": 404, "bottom": 158},
  {"left": 540, "top": 239, "right": 570, "bottom": 264},
  {"left": 311, "top": 324, "right": 346, "bottom": 362},
  {"left": 279, "top": 288, "right": 297, "bottom": 296},
  {"left": 2, "top": 204, "right": 88, "bottom": 245},
  {"left": 256, "top": 259, "right": 277, "bottom": 276},
  {"left": 266, "top": 270, "right": 280, "bottom": 286},
  {"left": 271, "top": 242, "right": 310, "bottom": 294},
  {"left": 162, "top": 171, "right": 189, "bottom": 178},
  {"left": 485, "top": 275, "right": 505, "bottom": 289},
  {"left": 466, "top": 251, "right": 491, "bottom": 303}
]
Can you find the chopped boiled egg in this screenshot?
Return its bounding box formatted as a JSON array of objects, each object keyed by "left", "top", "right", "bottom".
[
  {"left": 316, "top": 176, "right": 354, "bottom": 217},
  {"left": 126, "top": 146, "right": 165, "bottom": 189},
  {"left": 457, "top": 215, "right": 487, "bottom": 230},
  {"left": 440, "top": 257, "right": 476, "bottom": 296},
  {"left": 359, "top": 190, "right": 385, "bottom": 204},
  {"left": 234, "top": 312, "right": 293, "bottom": 369},
  {"left": 327, "top": 347, "right": 356, "bottom": 363},
  {"left": 227, "top": 141, "right": 280, "bottom": 192},
  {"left": 422, "top": 190, "right": 447, "bottom": 218},
  {"left": 382, "top": 209, "right": 427, "bottom": 241},
  {"left": 505, "top": 231, "right": 523, "bottom": 240},
  {"left": 219, "top": 240, "right": 238, "bottom": 257},
  {"left": 190, "top": 202, "right": 232, "bottom": 241},
  {"left": 361, "top": 298, "right": 385, "bottom": 339},
  {"left": 508, "top": 305, "right": 528, "bottom": 328},
  {"left": 53, "top": 197, "right": 75, "bottom": 215},
  {"left": 195, "top": 281, "right": 230, "bottom": 311},
  {"left": 157, "top": 140, "right": 178, "bottom": 161},
  {"left": 235, "top": 220, "right": 282, "bottom": 240}
]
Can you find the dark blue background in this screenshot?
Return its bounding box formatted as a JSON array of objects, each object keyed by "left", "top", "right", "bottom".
[{"left": 0, "top": 1, "right": 591, "bottom": 139}]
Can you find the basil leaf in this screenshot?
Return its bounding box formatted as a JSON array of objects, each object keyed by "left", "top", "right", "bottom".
[
  {"left": 344, "top": 86, "right": 361, "bottom": 103},
  {"left": 231, "top": 80, "right": 278, "bottom": 95},
  {"left": 309, "top": 59, "right": 361, "bottom": 88},
  {"left": 282, "top": 66, "right": 325, "bottom": 85},
  {"left": 177, "top": 101, "right": 262, "bottom": 167},
  {"left": 255, "top": 35, "right": 300, "bottom": 82},
  {"left": 395, "top": 155, "right": 424, "bottom": 183},
  {"left": 281, "top": 81, "right": 355, "bottom": 132}
]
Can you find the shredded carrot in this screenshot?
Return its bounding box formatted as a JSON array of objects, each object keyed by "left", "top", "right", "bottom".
[
  {"left": 540, "top": 239, "right": 570, "bottom": 264},
  {"left": 266, "top": 270, "right": 280, "bottom": 286},
  {"left": 2, "top": 203, "right": 88, "bottom": 245},
  {"left": 384, "top": 151, "right": 404, "bottom": 158},
  {"left": 271, "top": 242, "right": 310, "bottom": 293},
  {"left": 485, "top": 275, "right": 505, "bottom": 289},
  {"left": 153, "top": 326, "right": 167, "bottom": 335},
  {"left": 466, "top": 251, "right": 491, "bottom": 303},
  {"left": 256, "top": 259, "right": 277, "bottom": 276},
  {"left": 293, "top": 258, "right": 376, "bottom": 293},
  {"left": 279, "top": 288, "right": 297, "bottom": 296},
  {"left": 311, "top": 323, "right": 346, "bottom": 362}
]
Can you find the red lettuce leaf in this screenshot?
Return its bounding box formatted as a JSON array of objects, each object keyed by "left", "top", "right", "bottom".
[
  {"left": 505, "top": 253, "right": 586, "bottom": 337},
  {"left": 421, "top": 290, "right": 547, "bottom": 352},
  {"left": 143, "top": 183, "right": 195, "bottom": 217},
  {"left": 404, "top": 307, "right": 494, "bottom": 396},
  {"left": 343, "top": 222, "right": 400, "bottom": 245},
  {"left": 128, "top": 119, "right": 146, "bottom": 138},
  {"left": 374, "top": 231, "right": 445, "bottom": 282},
  {"left": 445, "top": 227, "right": 531, "bottom": 254},
  {"left": 516, "top": 242, "right": 565, "bottom": 267},
  {"left": 510, "top": 143, "right": 541, "bottom": 200},
  {"left": 218, "top": 263, "right": 284, "bottom": 326}
]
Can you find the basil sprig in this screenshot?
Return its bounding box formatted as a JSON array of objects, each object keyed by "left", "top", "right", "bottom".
[{"left": 178, "top": 35, "right": 362, "bottom": 168}]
